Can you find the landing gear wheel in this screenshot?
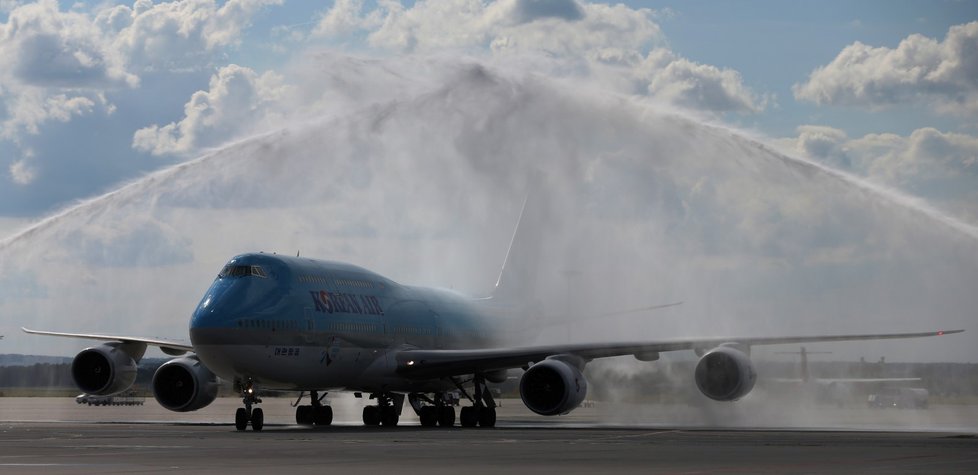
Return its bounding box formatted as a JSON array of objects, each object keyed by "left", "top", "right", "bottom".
[
  {"left": 478, "top": 407, "right": 496, "bottom": 427},
  {"left": 251, "top": 408, "right": 264, "bottom": 431},
  {"left": 380, "top": 406, "right": 399, "bottom": 427},
  {"left": 363, "top": 405, "right": 380, "bottom": 426},
  {"left": 314, "top": 406, "right": 333, "bottom": 426},
  {"left": 419, "top": 406, "right": 438, "bottom": 427},
  {"left": 438, "top": 406, "right": 456, "bottom": 427},
  {"left": 459, "top": 406, "right": 478, "bottom": 427},
  {"left": 235, "top": 408, "right": 248, "bottom": 431},
  {"left": 296, "top": 405, "right": 313, "bottom": 425}
]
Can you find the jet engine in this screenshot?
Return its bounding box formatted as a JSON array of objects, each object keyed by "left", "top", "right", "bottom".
[
  {"left": 152, "top": 356, "right": 220, "bottom": 412},
  {"left": 71, "top": 344, "right": 139, "bottom": 395},
  {"left": 519, "top": 358, "right": 588, "bottom": 416},
  {"left": 694, "top": 346, "right": 757, "bottom": 401}
]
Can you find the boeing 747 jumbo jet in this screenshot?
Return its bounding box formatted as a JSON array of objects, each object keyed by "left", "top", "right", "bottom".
[{"left": 22, "top": 207, "right": 964, "bottom": 430}]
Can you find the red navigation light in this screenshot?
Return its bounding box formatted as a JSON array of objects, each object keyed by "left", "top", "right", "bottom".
[{"left": 938, "top": 331, "right": 945, "bottom": 336}]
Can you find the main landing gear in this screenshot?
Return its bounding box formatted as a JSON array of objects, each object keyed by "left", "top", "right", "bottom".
[
  {"left": 362, "top": 393, "right": 403, "bottom": 427},
  {"left": 235, "top": 381, "right": 264, "bottom": 431},
  {"left": 408, "top": 375, "right": 496, "bottom": 429},
  {"left": 294, "top": 390, "right": 333, "bottom": 427},
  {"left": 457, "top": 374, "right": 496, "bottom": 428},
  {"left": 409, "top": 393, "right": 456, "bottom": 428}
]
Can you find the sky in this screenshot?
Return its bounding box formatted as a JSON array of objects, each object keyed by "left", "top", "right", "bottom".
[
  {"left": 0, "top": 1, "right": 976, "bottom": 361},
  {"left": 1, "top": 0, "right": 976, "bottom": 223}
]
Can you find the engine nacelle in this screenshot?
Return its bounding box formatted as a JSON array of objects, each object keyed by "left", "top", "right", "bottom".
[
  {"left": 71, "top": 344, "right": 139, "bottom": 395},
  {"left": 694, "top": 346, "right": 757, "bottom": 401},
  {"left": 152, "top": 356, "right": 220, "bottom": 412},
  {"left": 484, "top": 369, "right": 509, "bottom": 384},
  {"left": 519, "top": 358, "right": 588, "bottom": 416}
]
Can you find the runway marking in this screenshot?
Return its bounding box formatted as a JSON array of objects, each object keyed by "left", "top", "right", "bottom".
[
  {"left": 74, "top": 445, "right": 192, "bottom": 449},
  {"left": 0, "top": 464, "right": 104, "bottom": 467},
  {"left": 589, "top": 429, "right": 682, "bottom": 441}
]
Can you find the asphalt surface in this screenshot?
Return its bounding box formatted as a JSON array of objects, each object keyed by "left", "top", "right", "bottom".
[{"left": 1, "top": 397, "right": 976, "bottom": 474}]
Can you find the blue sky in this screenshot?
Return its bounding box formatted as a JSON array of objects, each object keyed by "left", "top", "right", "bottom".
[
  {"left": 0, "top": 0, "right": 978, "bottom": 223},
  {"left": 1, "top": 1, "right": 977, "bottom": 361},
  {"left": 0, "top": 1, "right": 975, "bottom": 221}
]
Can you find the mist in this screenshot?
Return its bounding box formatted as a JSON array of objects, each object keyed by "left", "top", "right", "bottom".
[{"left": 0, "top": 53, "right": 975, "bottom": 429}]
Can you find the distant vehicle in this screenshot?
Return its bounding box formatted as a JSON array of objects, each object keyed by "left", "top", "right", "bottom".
[
  {"left": 867, "top": 387, "right": 929, "bottom": 409},
  {"left": 76, "top": 390, "right": 145, "bottom": 407}
]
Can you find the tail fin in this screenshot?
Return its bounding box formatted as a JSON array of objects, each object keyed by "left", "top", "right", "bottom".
[
  {"left": 489, "top": 189, "right": 550, "bottom": 308},
  {"left": 492, "top": 194, "right": 529, "bottom": 299}
]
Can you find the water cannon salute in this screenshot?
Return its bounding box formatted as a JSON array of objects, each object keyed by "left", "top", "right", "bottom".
[{"left": 0, "top": 1, "right": 976, "bottom": 434}]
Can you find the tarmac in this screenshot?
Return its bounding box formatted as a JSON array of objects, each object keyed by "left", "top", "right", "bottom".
[{"left": 1, "top": 396, "right": 976, "bottom": 474}]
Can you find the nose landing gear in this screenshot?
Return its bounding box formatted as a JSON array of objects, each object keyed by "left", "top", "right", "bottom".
[{"left": 235, "top": 380, "right": 264, "bottom": 431}]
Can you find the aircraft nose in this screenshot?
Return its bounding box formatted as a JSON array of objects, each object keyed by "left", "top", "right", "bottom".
[{"left": 190, "top": 280, "right": 234, "bottom": 329}]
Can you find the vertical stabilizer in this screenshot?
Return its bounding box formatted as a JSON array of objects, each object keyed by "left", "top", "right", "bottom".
[
  {"left": 489, "top": 190, "right": 548, "bottom": 308},
  {"left": 493, "top": 194, "right": 529, "bottom": 295}
]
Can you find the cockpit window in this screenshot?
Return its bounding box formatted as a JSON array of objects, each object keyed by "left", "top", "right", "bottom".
[{"left": 219, "top": 265, "right": 268, "bottom": 279}]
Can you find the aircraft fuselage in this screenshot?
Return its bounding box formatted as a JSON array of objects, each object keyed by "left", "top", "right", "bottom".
[{"left": 189, "top": 253, "right": 497, "bottom": 393}]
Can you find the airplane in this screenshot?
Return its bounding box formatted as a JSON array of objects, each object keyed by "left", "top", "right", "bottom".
[
  {"left": 21, "top": 205, "right": 965, "bottom": 431},
  {"left": 769, "top": 347, "right": 922, "bottom": 405}
]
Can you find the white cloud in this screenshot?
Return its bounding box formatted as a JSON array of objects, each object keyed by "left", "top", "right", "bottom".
[
  {"left": 637, "top": 49, "right": 767, "bottom": 114},
  {"left": 794, "top": 21, "right": 978, "bottom": 115},
  {"left": 133, "top": 64, "right": 290, "bottom": 155},
  {"left": 785, "top": 125, "right": 977, "bottom": 183},
  {"left": 857, "top": 127, "right": 978, "bottom": 184},
  {"left": 0, "top": 0, "right": 136, "bottom": 89},
  {"left": 312, "top": 0, "right": 367, "bottom": 38},
  {"left": 791, "top": 125, "right": 851, "bottom": 169},
  {"left": 110, "top": 0, "right": 284, "bottom": 71},
  {"left": 308, "top": 0, "right": 763, "bottom": 115},
  {"left": 780, "top": 125, "right": 978, "bottom": 223},
  {"left": 0, "top": 0, "right": 283, "bottom": 173},
  {"left": 9, "top": 158, "right": 35, "bottom": 185},
  {"left": 0, "top": 0, "right": 134, "bottom": 141}
]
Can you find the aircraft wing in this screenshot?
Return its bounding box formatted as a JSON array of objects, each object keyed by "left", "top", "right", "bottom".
[
  {"left": 21, "top": 328, "right": 193, "bottom": 355},
  {"left": 394, "top": 329, "right": 963, "bottom": 379}
]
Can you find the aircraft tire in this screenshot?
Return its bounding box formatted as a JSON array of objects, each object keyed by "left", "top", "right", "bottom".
[
  {"left": 296, "top": 405, "right": 313, "bottom": 425},
  {"left": 419, "top": 406, "right": 438, "bottom": 427},
  {"left": 235, "top": 408, "right": 248, "bottom": 431},
  {"left": 362, "top": 405, "right": 380, "bottom": 426},
  {"left": 478, "top": 407, "right": 496, "bottom": 428},
  {"left": 314, "top": 406, "right": 333, "bottom": 426},
  {"left": 251, "top": 408, "right": 264, "bottom": 431},
  {"left": 459, "top": 407, "right": 478, "bottom": 427},
  {"left": 380, "top": 406, "right": 399, "bottom": 427},
  {"left": 438, "top": 406, "right": 456, "bottom": 427}
]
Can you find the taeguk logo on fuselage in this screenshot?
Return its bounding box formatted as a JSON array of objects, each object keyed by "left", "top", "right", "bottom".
[{"left": 309, "top": 290, "right": 384, "bottom": 316}]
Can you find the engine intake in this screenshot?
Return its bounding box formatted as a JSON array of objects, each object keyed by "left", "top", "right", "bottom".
[
  {"left": 694, "top": 346, "right": 757, "bottom": 401},
  {"left": 71, "top": 344, "right": 139, "bottom": 395},
  {"left": 152, "top": 356, "right": 220, "bottom": 412},
  {"left": 519, "top": 358, "right": 588, "bottom": 416}
]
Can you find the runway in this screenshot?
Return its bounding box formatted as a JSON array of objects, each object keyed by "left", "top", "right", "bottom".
[{"left": 1, "top": 398, "right": 976, "bottom": 474}]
